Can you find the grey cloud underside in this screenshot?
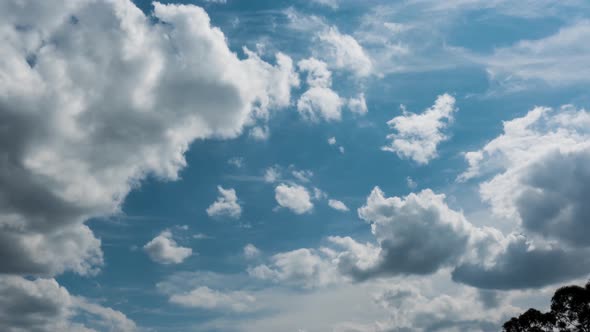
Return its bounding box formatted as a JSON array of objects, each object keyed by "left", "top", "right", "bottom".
[
  {"left": 517, "top": 148, "right": 590, "bottom": 247},
  {"left": 452, "top": 240, "right": 590, "bottom": 290}
]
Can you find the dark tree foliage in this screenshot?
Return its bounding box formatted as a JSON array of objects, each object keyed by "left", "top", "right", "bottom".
[{"left": 503, "top": 281, "right": 590, "bottom": 332}]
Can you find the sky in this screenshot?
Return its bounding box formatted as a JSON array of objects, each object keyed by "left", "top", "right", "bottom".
[{"left": 1, "top": 0, "right": 590, "bottom": 331}]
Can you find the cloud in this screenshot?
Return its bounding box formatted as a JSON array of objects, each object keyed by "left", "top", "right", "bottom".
[
  {"left": 297, "top": 58, "right": 344, "bottom": 122},
  {"left": 452, "top": 235, "right": 590, "bottom": 290},
  {"left": 459, "top": 105, "right": 590, "bottom": 247},
  {"left": 0, "top": 276, "right": 136, "bottom": 332},
  {"left": 318, "top": 26, "right": 373, "bottom": 77},
  {"left": 382, "top": 93, "right": 457, "bottom": 164},
  {"left": 248, "top": 248, "right": 341, "bottom": 289},
  {"left": 310, "top": 0, "right": 339, "bottom": 9},
  {"left": 291, "top": 169, "right": 314, "bottom": 183},
  {"left": 336, "top": 187, "right": 475, "bottom": 279},
  {"left": 244, "top": 244, "right": 262, "bottom": 260},
  {"left": 328, "top": 199, "right": 349, "bottom": 212},
  {"left": 0, "top": 0, "right": 296, "bottom": 276},
  {"left": 170, "top": 286, "right": 257, "bottom": 313},
  {"left": 143, "top": 230, "right": 192, "bottom": 265},
  {"left": 328, "top": 137, "right": 337, "bottom": 145},
  {"left": 206, "top": 186, "right": 242, "bottom": 219},
  {"left": 482, "top": 20, "right": 590, "bottom": 86},
  {"left": 274, "top": 184, "right": 314, "bottom": 214},
  {"left": 347, "top": 93, "right": 368, "bottom": 115},
  {"left": 264, "top": 165, "right": 282, "bottom": 183}
]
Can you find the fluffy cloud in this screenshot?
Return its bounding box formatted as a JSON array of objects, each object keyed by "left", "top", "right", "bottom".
[
  {"left": 297, "top": 58, "right": 344, "bottom": 122},
  {"left": 347, "top": 93, "right": 368, "bottom": 115},
  {"left": 459, "top": 105, "right": 590, "bottom": 247},
  {"left": 244, "top": 243, "right": 262, "bottom": 260},
  {"left": 382, "top": 93, "right": 457, "bottom": 164},
  {"left": 143, "top": 230, "right": 192, "bottom": 265},
  {"left": 0, "top": 0, "right": 297, "bottom": 276},
  {"left": 318, "top": 26, "right": 373, "bottom": 77},
  {"left": 274, "top": 184, "right": 314, "bottom": 214},
  {"left": 206, "top": 186, "right": 242, "bottom": 219},
  {"left": 249, "top": 248, "right": 341, "bottom": 289},
  {"left": 328, "top": 199, "right": 349, "bottom": 212},
  {"left": 337, "top": 187, "right": 475, "bottom": 279},
  {"left": 0, "top": 276, "right": 136, "bottom": 332},
  {"left": 170, "top": 286, "right": 256, "bottom": 313}
]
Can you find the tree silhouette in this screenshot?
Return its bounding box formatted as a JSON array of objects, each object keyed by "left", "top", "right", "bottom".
[{"left": 503, "top": 280, "right": 590, "bottom": 332}]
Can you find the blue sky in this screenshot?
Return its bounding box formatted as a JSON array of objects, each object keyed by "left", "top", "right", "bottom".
[{"left": 2, "top": 0, "right": 590, "bottom": 331}]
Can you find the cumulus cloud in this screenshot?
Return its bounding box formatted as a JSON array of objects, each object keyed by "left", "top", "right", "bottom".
[
  {"left": 459, "top": 105, "right": 590, "bottom": 247},
  {"left": 318, "top": 26, "right": 373, "bottom": 77},
  {"left": 244, "top": 243, "right": 261, "bottom": 260},
  {"left": 382, "top": 93, "right": 457, "bottom": 164},
  {"left": 170, "top": 286, "right": 257, "bottom": 313},
  {"left": 0, "top": 276, "right": 136, "bottom": 332},
  {"left": 143, "top": 230, "right": 192, "bottom": 265},
  {"left": 0, "top": 0, "right": 297, "bottom": 277},
  {"left": 297, "top": 58, "right": 344, "bottom": 122},
  {"left": 274, "top": 184, "right": 314, "bottom": 214},
  {"left": 338, "top": 187, "right": 475, "bottom": 279},
  {"left": 248, "top": 248, "right": 341, "bottom": 289},
  {"left": 328, "top": 199, "right": 349, "bottom": 212},
  {"left": 347, "top": 93, "right": 368, "bottom": 115},
  {"left": 328, "top": 137, "right": 337, "bottom": 145},
  {"left": 206, "top": 186, "right": 242, "bottom": 219}
]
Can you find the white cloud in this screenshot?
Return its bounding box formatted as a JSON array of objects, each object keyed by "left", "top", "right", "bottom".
[
  {"left": 249, "top": 125, "right": 270, "bottom": 140},
  {"left": 297, "top": 87, "right": 344, "bottom": 122},
  {"left": 406, "top": 176, "right": 417, "bottom": 189},
  {"left": 244, "top": 243, "right": 261, "bottom": 259},
  {"left": 170, "top": 286, "right": 257, "bottom": 313},
  {"left": 318, "top": 26, "right": 373, "bottom": 77},
  {"left": 249, "top": 248, "right": 341, "bottom": 289},
  {"left": 0, "top": 276, "right": 136, "bottom": 332},
  {"left": 206, "top": 186, "right": 242, "bottom": 219},
  {"left": 482, "top": 20, "right": 590, "bottom": 86},
  {"left": 297, "top": 58, "right": 344, "bottom": 122},
  {"left": 347, "top": 93, "right": 368, "bottom": 115},
  {"left": 275, "top": 184, "right": 314, "bottom": 214},
  {"left": 0, "top": 0, "right": 297, "bottom": 277},
  {"left": 328, "top": 199, "right": 349, "bottom": 212},
  {"left": 459, "top": 105, "right": 590, "bottom": 247},
  {"left": 382, "top": 93, "right": 457, "bottom": 164},
  {"left": 143, "top": 230, "right": 192, "bottom": 265},
  {"left": 292, "top": 169, "right": 314, "bottom": 183},
  {"left": 264, "top": 166, "right": 282, "bottom": 183},
  {"left": 328, "top": 137, "right": 337, "bottom": 145}
]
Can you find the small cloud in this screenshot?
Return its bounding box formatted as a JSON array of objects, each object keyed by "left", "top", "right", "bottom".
[
  {"left": 406, "top": 176, "right": 417, "bottom": 189},
  {"left": 275, "top": 183, "right": 314, "bottom": 214},
  {"left": 228, "top": 157, "right": 244, "bottom": 168},
  {"left": 264, "top": 166, "right": 281, "bottom": 183},
  {"left": 243, "top": 244, "right": 261, "bottom": 259},
  {"left": 328, "top": 137, "right": 337, "bottom": 145},
  {"left": 328, "top": 199, "right": 349, "bottom": 212},
  {"left": 206, "top": 186, "right": 242, "bottom": 219},
  {"left": 144, "top": 230, "right": 192, "bottom": 265}
]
